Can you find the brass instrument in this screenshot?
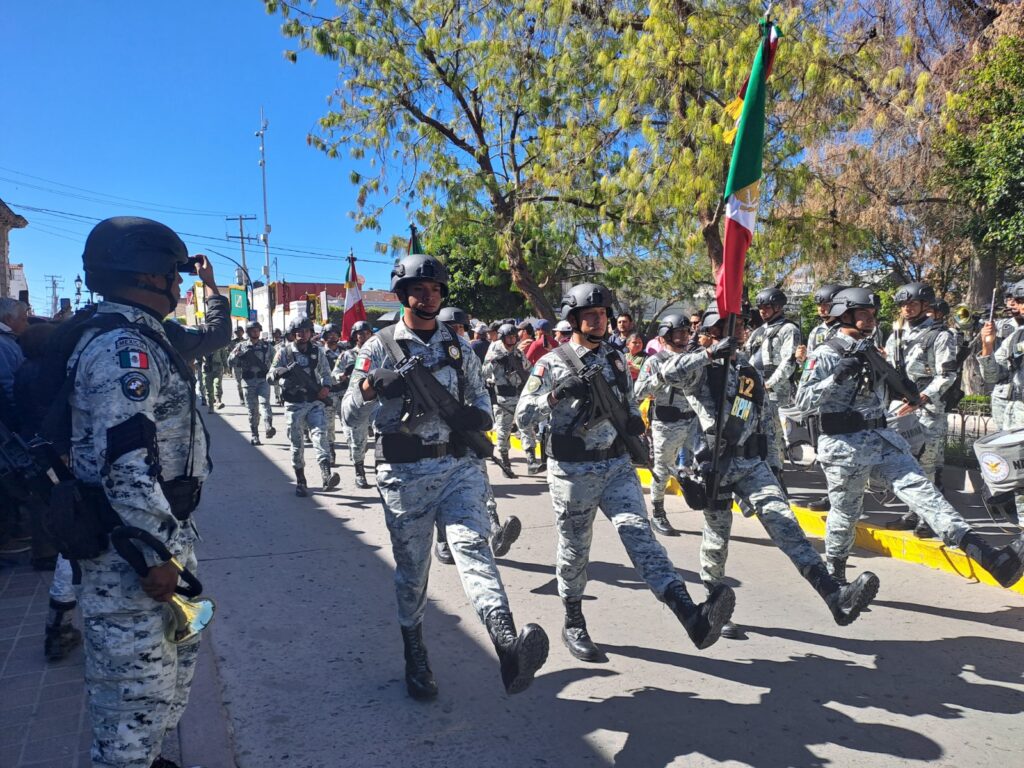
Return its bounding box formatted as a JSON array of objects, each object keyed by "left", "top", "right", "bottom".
[
  {"left": 110, "top": 526, "right": 216, "bottom": 645},
  {"left": 952, "top": 304, "right": 977, "bottom": 332}
]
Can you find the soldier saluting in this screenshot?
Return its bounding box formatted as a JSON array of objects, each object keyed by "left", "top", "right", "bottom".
[
  {"left": 341, "top": 250, "right": 548, "bottom": 700},
  {"left": 515, "top": 283, "right": 735, "bottom": 663}
]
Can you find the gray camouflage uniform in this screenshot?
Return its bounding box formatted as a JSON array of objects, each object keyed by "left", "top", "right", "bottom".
[
  {"left": 340, "top": 323, "right": 509, "bottom": 627},
  {"left": 634, "top": 350, "right": 700, "bottom": 503},
  {"left": 806, "top": 320, "right": 834, "bottom": 353},
  {"left": 323, "top": 343, "right": 343, "bottom": 450},
  {"left": 335, "top": 346, "right": 370, "bottom": 464},
  {"left": 69, "top": 301, "right": 210, "bottom": 768},
  {"left": 744, "top": 316, "right": 801, "bottom": 471},
  {"left": 666, "top": 350, "right": 824, "bottom": 585},
  {"left": 269, "top": 341, "right": 332, "bottom": 470},
  {"left": 977, "top": 325, "right": 1024, "bottom": 525},
  {"left": 796, "top": 333, "right": 972, "bottom": 560},
  {"left": 514, "top": 341, "right": 681, "bottom": 601},
  {"left": 987, "top": 317, "right": 1022, "bottom": 428},
  {"left": 227, "top": 338, "right": 275, "bottom": 437},
  {"left": 482, "top": 340, "right": 536, "bottom": 457}
]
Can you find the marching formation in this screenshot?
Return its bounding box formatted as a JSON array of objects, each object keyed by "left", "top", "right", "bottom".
[{"left": 4, "top": 216, "right": 1024, "bottom": 768}]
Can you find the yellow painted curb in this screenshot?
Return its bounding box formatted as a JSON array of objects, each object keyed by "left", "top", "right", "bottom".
[{"left": 494, "top": 431, "right": 1021, "bottom": 595}]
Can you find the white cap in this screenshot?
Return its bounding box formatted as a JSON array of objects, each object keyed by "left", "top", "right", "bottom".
[{"left": 555, "top": 320, "right": 573, "bottom": 333}]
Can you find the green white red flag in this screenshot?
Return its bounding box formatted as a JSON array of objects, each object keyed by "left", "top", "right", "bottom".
[
  {"left": 341, "top": 251, "right": 367, "bottom": 341},
  {"left": 715, "top": 19, "right": 780, "bottom": 317}
]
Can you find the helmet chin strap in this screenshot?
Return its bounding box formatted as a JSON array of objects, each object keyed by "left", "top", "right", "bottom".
[
  {"left": 412, "top": 306, "right": 440, "bottom": 320},
  {"left": 134, "top": 272, "right": 177, "bottom": 315}
]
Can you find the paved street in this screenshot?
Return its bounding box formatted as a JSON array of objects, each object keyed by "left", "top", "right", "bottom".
[{"left": 5, "top": 387, "right": 1024, "bottom": 767}]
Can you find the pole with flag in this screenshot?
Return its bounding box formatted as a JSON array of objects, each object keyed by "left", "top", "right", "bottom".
[
  {"left": 341, "top": 249, "right": 367, "bottom": 341},
  {"left": 708, "top": 12, "right": 780, "bottom": 504}
]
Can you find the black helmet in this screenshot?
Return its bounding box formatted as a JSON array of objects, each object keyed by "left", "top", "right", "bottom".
[
  {"left": 245, "top": 320, "right": 262, "bottom": 331},
  {"left": 700, "top": 306, "right": 723, "bottom": 332},
  {"left": 350, "top": 320, "right": 372, "bottom": 334},
  {"left": 1009, "top": 282, "right": 1024, "bottom": 301},
  {"left": 755, "top": 287, "right": 787, "bottom": 308},
  {"left": 497, "top": 323, "right": 517, "bottom": 339},
  {"left": 932, "top": 299, "right": 950, "bottom": 316},
  {"left": 657, "top": 313, "right": 689, "bottom": 338},
  {"left": 83, "top": 216, "right": 188, "bottom": 279},
  {"left": 390, "top": 253, "right": 449, "bottom": 298},
  {"left": 559, "top": 282, "right": 613, "bottom": 321},
  {"left": 828, "top": 287, "right": 878, "bottom": 318},
  {"left": 813, "top": 284, "right": 847, "bottom": 305},
  {"left": 438, "top": 306, "right": 470, "bottom": 327},
  {"left": 893, "top": 282, "right": 936, "bottom": 305},
  {"left": 289, "top": 317, "right": 314, "bottom": 334}
]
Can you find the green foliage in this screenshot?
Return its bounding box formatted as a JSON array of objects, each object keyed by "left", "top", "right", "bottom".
[{"left": 940, "top": 36, "right": 1024, "bottom": 262}]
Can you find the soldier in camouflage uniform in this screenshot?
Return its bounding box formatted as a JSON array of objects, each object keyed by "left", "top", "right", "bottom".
[
  {"left": 484, "top": 323, "right": 538, "bottom": 475},
  {"left": 743, "top": 288, "right": 801, "bottom": 480},
  {"left": 668, "top": 306, "right": 879, "bottom": 638},
  {"left": 321, "top": 324, "right": 343, "bottom": 464},
  {"left": 201, "top": 345, "right": 227, "bottom": 413},
  {"left": 797, "top": 287, "right": 1024, "bottom": 589},
  {"left": 341, "top": 252, "right": 548, "bottom": 700},
  {"left": 229, "top": 325, "right": 246, "bottom": 405},
  {"left": 986, "top": 282, "right": 1024, "bottom": 429},
  {"left": 226, "top": 319, "right": 276, "bottom": 445},
  {"left": 70, "top": 217, "right": 211, "bottom": 768},
  {"left": 335, "top": 320, "right": 374, "bottom": 488},
  {"left": 633, "top": 313, "right": 700, "bottom": 536},
  {"left": 515, "top": 282, "right": 735, "bottom": 663},
  {"left": 883, "top": 282, "right": 958, "bottom": 536},
  {"left": 269, "top": 317, "right": 340, "bottom": 496}
]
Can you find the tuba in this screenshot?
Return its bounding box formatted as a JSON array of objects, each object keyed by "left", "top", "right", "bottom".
[
  {"left": 110, "top": 526, "right": 216, "bottom": 645},
  {"left": 952, "top": 304, "right": 976, "bottom": 332}
]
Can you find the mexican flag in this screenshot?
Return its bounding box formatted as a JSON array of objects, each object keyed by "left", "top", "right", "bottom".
[
  {"left": 715, "top": 19, "right": 780, "bottom": 318},
  {"left": 341, "top": 252, "right": 367, "bottom": 341}
]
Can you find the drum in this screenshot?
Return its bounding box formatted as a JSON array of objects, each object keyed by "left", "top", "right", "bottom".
[
  {"left": 973, "top": 427, "right": 1024, "bottom": 494},
  {"left": 887, "top": 405, "right": 926, "bottom": 457},
  {"left": 778, "top": 406, "right": 815, "bottom": 466}
]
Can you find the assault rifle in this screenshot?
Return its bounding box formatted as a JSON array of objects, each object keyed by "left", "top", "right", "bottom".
[
  {"left": 393, "top": 354, "right": 494, "bottom": 460},
  {"left": 578, "top": 362, "right": 651, "bottom": 467},
  {"left": 851, "top": 339, "right": 920, "bottom": 406},
  {"left": 280, "top": 363, "right": 343, "bottom": 405},
  {"left": 0, "top": 418, "right": 70, "bottom": 506}
]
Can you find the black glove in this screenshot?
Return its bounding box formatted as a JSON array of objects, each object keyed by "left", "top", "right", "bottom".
[
  {"left": 551, "top": 375, "right": 589, "bottom": 402},
  {"left": 459, "top": 405, "right": 492, "bottom": 431},
  {"left": 626, "top": 415, "right": 646, "bottom": 436},
  {"left": 832, "top": 356, "right": 863, "bottom": 383},
  {"left": 366, "top": 368, "right": 406, "bottom": 399},
  {"left": 708, "top": 336, "right": 739, "bottom": 360}
]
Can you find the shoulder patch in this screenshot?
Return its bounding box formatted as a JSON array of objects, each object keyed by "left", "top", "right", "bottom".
[
  {"left": 532, "top": 363, "right": 546, "bottom": 379},
  {"left": 118, "top": 350, "right": 150, "bottom": 369},
  {"left": 120, "top": 372, "right": 150, "bottom": 401},
  {"left": 449, "top": 344, "right": 461, "bottom": 360},
  {"left": 357, "top": 355, "right": 372, "bottom": 373},
  {"left": 803, "top": 359, "right": 815, "bottom": 370}
]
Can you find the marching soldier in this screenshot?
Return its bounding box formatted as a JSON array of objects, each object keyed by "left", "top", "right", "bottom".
[
  {"left": 988, "top": 282, "right": 1024, "bottom": 428},
  {"left": 69, "top": 217, "right": 211, "bottom": 767},
  {"left": 633, "top": 313, "right": 700, "bottom": 536},
  {"left": 797, "top": 287, "right": 1024, "bottom": 589},
  {"left": 226, "top": 320, "right": 276, "bottom": 445},
  {"left": 229, "top": 325, "right": 246, "bottom": 405},
  {"left": 269, "top": 317, "right": 340, "bottom": 496},
  {"left": 201, "top": 346, "right": 228, "bottom": 413},
  {"left": 484, "top": 323, "right": 539, "bottom": 475},
  {"left": 322, "top": 324, "right": 344, "bottom": 464},
  {"left": 883, "top": 282, "right": 957, "bottom": 536},
  {"left": 515, "top": 283, "right": 736, "bottom": 662},
  {"left": 341, "top": 252, "right": 548, "bottom": 699},
  {"left": 334, "top": 320, "right": 374, "bottom": 488},
  {"left": 667, "top": 306, "right": 879, "bottom": 638},
  {"left": 744, "top": 288, "right": 801, "bottom": 481}
]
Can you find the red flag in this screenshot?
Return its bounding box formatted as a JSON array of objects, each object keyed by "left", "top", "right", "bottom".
[{"left": 341, "top": 252, "right": 367, "bottom": 341}]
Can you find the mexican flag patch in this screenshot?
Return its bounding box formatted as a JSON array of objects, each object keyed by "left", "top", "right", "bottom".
[
  {"left": 357, "top": 355, "right": 371, "bottom": 373},
  {"left": 118, "top": 350, "right": 149, "bottom": 369},
  {"left": 803, "top": 359, "right": 815, "bottom": 371}
]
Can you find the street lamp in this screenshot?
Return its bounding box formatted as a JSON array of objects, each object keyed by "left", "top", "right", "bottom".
[{"left": 74, "top": 274, "right": 83, "bottom": 309}]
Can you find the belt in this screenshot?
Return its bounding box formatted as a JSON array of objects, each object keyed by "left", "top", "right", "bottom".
[
  {"left": 652, "top": 405, "right": 695, "bottom": 423},
  {"left": 495, "top": 384, "right": 519, "bottom": 397},
  {"left": 378, "top": 433, "right": 452, "bottom": 463},
  {"left": 820, "top": 412, "right": 887, "bottom": 435},
  {"left": 548, "top": 433, "right": 625, "bottom": 462}
]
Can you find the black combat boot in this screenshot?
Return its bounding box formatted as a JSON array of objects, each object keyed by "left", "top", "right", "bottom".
[
  {"left": 266, "top": 426, "right": 276, "bottom": 439},
  {"left": 650, "top": 500, "right": 679, "bottom": 537},
  {"left": 491, "top": 516, "right": 522, "bottom": 558},
  {"left": 484, "top": 609, "right": 549, "bottom": 694},
  {"left": 320, "top": 461, "right": 340, "bottom": 491},
  {"left": 702, "top": 582, "right": 742, "bottom": 639},
  {"left": 913, "top": 517, "right": 937, "bottom": 539},
  {"left": 294, "top": 468, "right": 308, "bottom": 498},
  {"left": 826, "top": 556, "right": 849, "bottom": 586},
  {"left": 526, "top": 454, "right": 542, "bottom": 475},
  {"left": 884, "top": 511, "right": 918, "bottom": 530},
  {"left": 434, "top": 523, "right": 454, "bottom": 565},
  {"left": 44, "top": 599, "right": 81, "bottom": 662},
  {"left": 807, "top": 496, "right": 831, "bottom": 512},
  {"left": 354, "top": 461, "right": 370, "bottom": 489},
  {"left": 960, "top": 532, "right": 1024, "bottom": 588},
  {"left": 400, "top": 624, "right": 438, "bottom": 701},
  {"left": 802, "top": 561, "right": 879, "bottom": 626},
  {"left": 561, "top": 599, "right": 604, "bottom": 662},
  {"left": 250, "top": 434, "right": 261, "bottom": 446},
  {"left": 663, "top": 580, "right": 735, "bottom": 650},
  {"left": 497, "top": 450, "right": 516, "bottom": 479}
]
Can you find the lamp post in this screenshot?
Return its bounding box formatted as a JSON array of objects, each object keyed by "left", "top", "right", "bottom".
[{"left": 74, "top": 274, "right": 82, "bottom": 310}]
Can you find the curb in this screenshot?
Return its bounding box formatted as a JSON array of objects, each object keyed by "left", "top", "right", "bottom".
[{"left": 496, "top": 431, "right": 1023, "bottom": 595}]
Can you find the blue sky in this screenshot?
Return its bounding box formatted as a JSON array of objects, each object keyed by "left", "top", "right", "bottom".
[{"left": 2, "top": 2, "right": 409, "bottom": 308}]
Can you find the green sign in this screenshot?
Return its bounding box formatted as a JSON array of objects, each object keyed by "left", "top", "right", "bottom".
[{"left": 229, "top": 287, "right": 250, "bottom": 320}]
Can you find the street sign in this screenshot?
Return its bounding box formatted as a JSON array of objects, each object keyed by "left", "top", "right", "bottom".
[{"left": 229, "top": 286, "right": 250, "bottom": 319}]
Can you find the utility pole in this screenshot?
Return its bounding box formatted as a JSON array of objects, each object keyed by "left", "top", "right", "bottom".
[
  {"left": 44, "top": 274, "right": 63, "bottom": 317},
  {"left": 226, "top": 214, "right": 258, "bottom": 310},
  {"left": 255, "top": 108, "right": 273, "bottom": 329}
]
